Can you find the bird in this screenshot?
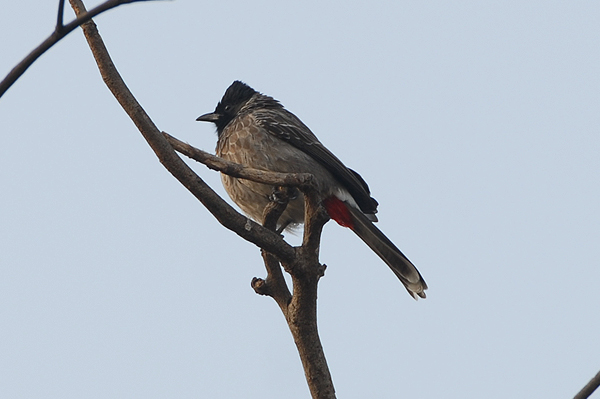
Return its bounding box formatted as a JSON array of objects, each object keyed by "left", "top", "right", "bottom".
[{"left": 196, "top": 81, "right": 427, "bottom": 299}]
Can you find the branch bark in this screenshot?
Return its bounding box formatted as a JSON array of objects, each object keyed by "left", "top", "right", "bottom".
[
  {"left": 574, "top": 370, "right": 600, "bottom": 399},
  {"left": 164, "top": 132, "right": 313, "bottom": 188},
  {"left": 283, "top": 187, "right": 334, "bottom": 398},
  {"left": 253, "top": 186, "right": 335, "bottom": 398}
]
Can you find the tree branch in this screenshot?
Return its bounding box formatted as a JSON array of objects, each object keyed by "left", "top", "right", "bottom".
[
  {"left": 251, "top": 186, "right": 335, "bottom": 398},
  {"left": 3, "top": 0, "right": 337, "bottom": 397},
  {"left": 164, "top": 132, "right": 313, "bottom": 188},
  {"left": 574, "top": 370, "right": 600, "bottom": 399},
  {"left": 251, "top": 188, "right": 293, "bottom": 308},
  {"left": 66, "top": 1, "right": 336, "bottom": 397},
  {"left": 281, "top": 185, "right": 334, "bottom": 398},
  {"left": 0, "top": 0, "right": 158, "bottom": 98},
  {"left": 66, "top": 0, "right": 296, "bottom": 264}
]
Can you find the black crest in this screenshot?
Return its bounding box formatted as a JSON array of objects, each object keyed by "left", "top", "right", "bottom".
[
  {"left": 218, "top": 81, "right": 256, "bottom": 110},
  {"left": 196, "top": 81, "right": 259, "bottom": 133},
  {"left": 209, "top": 81, "right": 255, "bottom": 131}
]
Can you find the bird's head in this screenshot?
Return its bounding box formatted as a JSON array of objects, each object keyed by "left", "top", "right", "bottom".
[{"left": 196, "top": 81, "right": 257, "bottom": 134}]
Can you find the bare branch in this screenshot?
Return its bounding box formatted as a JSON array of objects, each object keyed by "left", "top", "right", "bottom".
[
  {"left": 300, "top": 185, "right": 330, "bottom": 260},
  {"left": 252, "top": 249, "right": 292, "bottom": 309},
  {"left": 271, "top": 187, "right": 335, "bottom": 399},
  {"left": 56, "top": 0, "right": 66, "bottom": 31},
  {"left": 252, "top": 189, "right": 335, "bottom": 398},
  {"left": 68, "top": 1, "right": 336, "bottom": 397},
  {"left": 251, "top": 189, "right": 293, "bottom": 307},
  {"left": 285, "top": 265, "right": 334, "bottom": 399},
  {"left": 164, "top": 132, "right": 313, "bottom": 188},
  {"left": 0, "top": 0, "right": 158, "bottom": 98},
  {"left": 261, "top": 187, "right": 292, "bottom": 232},
  {"left": 66, "top": 0, "right": 296, "bottom": 264},
  {"left": 574, "top": 370, "right": 600, "bottom": 399}
]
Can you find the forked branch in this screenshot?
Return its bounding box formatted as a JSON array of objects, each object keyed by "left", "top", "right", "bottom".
[
  {"left": 66, "top": 0, "right": 296, "bottom": 264},
  {"left": 67, "top": 1, "right": 336, "bottom": 397}
]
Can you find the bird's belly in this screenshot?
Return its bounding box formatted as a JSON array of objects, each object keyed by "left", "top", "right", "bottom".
[{"left": 220, "top": 174, "right": 306, "bottom": 225}]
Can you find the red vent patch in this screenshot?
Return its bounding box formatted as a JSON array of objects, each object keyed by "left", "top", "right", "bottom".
[{"left": 323, "top": 196, "right": 354, "bottom": 229}]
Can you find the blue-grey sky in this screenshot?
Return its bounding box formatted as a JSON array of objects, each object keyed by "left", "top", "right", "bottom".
[{"left": 1, "top": 1, "right": 599, "bottom": 398}]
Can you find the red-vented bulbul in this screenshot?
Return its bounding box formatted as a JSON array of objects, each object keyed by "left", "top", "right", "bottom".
[{"left": 197, "top": 81, "right": 427, "bottom": 299}]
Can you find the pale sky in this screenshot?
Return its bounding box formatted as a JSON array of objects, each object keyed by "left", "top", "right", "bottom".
[{"left": 1, "top": 1, "right": 599, "bottom": 398}]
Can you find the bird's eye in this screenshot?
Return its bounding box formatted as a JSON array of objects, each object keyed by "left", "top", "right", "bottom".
[{"left": 224, "top": 104, "right": 232, "bottom": 112}]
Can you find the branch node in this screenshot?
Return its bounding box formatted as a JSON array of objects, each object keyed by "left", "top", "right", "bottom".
[
  {"left": 251, "top": 277, "right": 270, "bottom": 296},
  {"left": 318, "top": 263, "right": 327, "bottom": 278},
  {"left": 263, "top": 186, "right": 292, "bottom": 231}
]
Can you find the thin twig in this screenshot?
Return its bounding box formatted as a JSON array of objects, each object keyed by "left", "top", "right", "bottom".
[
  {"left": 56, "top": 0, "right": 66, "bottom": 32},
  {"left": 0, "top": 0, "right": 156, "bottom": 98},
  {"left": 574, "top": 370, "right": 600, "bottom": 399},
  {"left": 251, "top": 189, "right": 293, "bottom": 307},
  {"left": 164, "top": 132, "right": 313, "bottom": 188}
]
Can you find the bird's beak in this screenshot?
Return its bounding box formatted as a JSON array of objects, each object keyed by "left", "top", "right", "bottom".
[{"left": 196, "top": 112, "right": 220, "bottom": 122}]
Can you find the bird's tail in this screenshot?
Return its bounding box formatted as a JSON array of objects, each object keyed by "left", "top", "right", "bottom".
[{"left": 324, "top": 197, "right": 428, "bottom": 299}]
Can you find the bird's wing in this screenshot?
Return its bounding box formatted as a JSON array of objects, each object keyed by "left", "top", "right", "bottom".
[{"left": 253, "top": 108, "right": 379, "bottom": 215}]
